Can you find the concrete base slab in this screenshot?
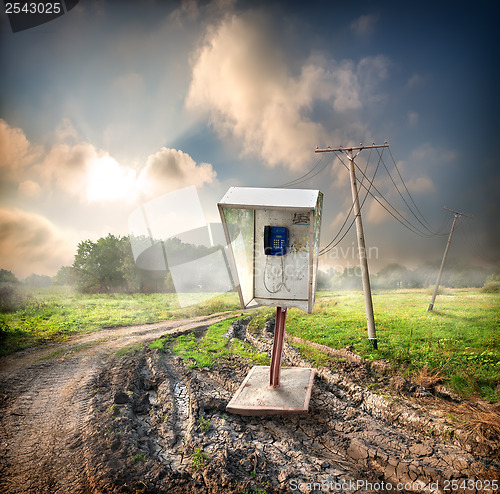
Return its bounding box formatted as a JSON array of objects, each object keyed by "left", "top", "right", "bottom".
[{"left": 226, "top": 366, "right": 314, "bottom": 416}]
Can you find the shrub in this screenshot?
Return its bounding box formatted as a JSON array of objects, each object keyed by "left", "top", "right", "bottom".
[
  {"left": 480, "top": 281, "right": 500, "bottom": 293},
  {"left": 425, "top": 285, "right": 451, "bottom": 296},
  {"left": 0, "top": 321, "right": 7, "bottom": 341},
  {"left": 0, "top": 284, "right": 31, "bottom": 313}
]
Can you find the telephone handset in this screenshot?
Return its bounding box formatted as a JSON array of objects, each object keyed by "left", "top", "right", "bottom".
[{"left": 264, "top": 226, "right": 289, "bottom": 256}]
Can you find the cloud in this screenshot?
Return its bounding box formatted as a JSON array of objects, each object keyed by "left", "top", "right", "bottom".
[
  {"left": 55, "top": 118, "right": 78, "bottom": 142},
  {"left": 0, "top": 119, "right": 42, "bottom": 177},
  {"left": 365, "top": 196, "right": 392, "bottom": 225},
  {"left": 112, "top": 72, "right": 145, "bottom": 97},
  {"left": 34, "top": 139, "right": 137, "bottom": 203},
  {"left": 186, "top": 12, "right": 390, "bottom": 170},
  {"left": 38, "top": 142, "right": 216, "bottom": 204},
  {"left": 186, "top": 12, "right": 324, "bottom": 169},
  {"left": 169, "top": 0, "right": 200, "bottom": 23},
  {"left": 410, "top": 143, "right": 457, "bottom": 164},
  {"left": 136, "top": 147, "right": 216, "bottom": 200},
  {"left": 18, "top": 180, "right": 42, "bottom": 198},
  {"left": 350, "top": 14, "right": 379, "bottom": 37},
  {"left": 0, "top": 208, "right": 74, "bottom": 277},
  {"left": 406, "top": 73, "right": 426, "bottom": 90},
  {"left": 0, "top": 116, "right": 216, "bottom": 206},
  {"left": 35, "top": 141, "right": 96, "bottom": 198},
  {"left": 170, "top": 0, "right": 237, "bottom": 25},
  {"left": 407, "top": 111, "right": 419, "bottom": 126},
  {"left": 405, "top": 176, "right": 435, "bottom": 194}
]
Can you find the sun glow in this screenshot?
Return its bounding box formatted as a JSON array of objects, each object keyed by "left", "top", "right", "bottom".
[{"left": 86, "top": 154, "right": 136, "bottom": 203}]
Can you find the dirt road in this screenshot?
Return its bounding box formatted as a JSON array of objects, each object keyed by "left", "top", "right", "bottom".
[{"left": 0, "top": 315, "right": 498, "bottom": 493}]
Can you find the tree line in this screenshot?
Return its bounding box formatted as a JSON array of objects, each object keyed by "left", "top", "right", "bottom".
[
  {"left": 1, "top": 234, "right": 163, "bottom": 294},
  {"left": 317, "top": 261, "right": 497, "bottom": 291},
  {"left": 1, "top": 234, "right": 498, "bottom": 294},
  {"left": 66, "top": 233, "right": 222, "bottom": 294}
]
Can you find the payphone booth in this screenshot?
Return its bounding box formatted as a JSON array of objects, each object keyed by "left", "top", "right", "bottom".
[{"left": 218, "top": 187, "right": 323, "bottom": 415}]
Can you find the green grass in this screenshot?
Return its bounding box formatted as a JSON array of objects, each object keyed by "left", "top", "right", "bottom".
[
  {"left": 0, "top": 286, "right": 240, "bottom": 355},
  {"left": 198, "top": 415, "right": 212, "bottom": 433},
  {"left": 191, "top": 447, "right": 210, "bottom": 470},
  {"left": 171, "top": 317, "right": 269, "bottom": 369},
  {"left": 1, "top": 286, "right": 498, "bottom": 402},
  {"left": 283, "top": 289, "right": 500, "bottom": 401},
  {"left": 133, "top": 453, "right": 147, "bottom": 462},
  {"left": 149, "top": 336, "right": 171, "bottom": 351}
]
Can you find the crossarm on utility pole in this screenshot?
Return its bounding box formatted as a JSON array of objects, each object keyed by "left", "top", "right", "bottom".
[{"left": 315, "top": 143, "right": 389, "bottom": 154}]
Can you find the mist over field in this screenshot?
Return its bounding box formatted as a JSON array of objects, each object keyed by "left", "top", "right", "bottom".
[{"left": 1, "top": 1, "right": 498, "bottom": 282}]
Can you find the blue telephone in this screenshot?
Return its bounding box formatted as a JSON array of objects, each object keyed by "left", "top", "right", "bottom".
[{"left": 264, "top": 226, "right": 289, "bottom": 256}]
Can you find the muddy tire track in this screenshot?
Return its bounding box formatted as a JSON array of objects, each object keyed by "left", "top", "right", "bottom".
[
  {"left": 0, "top": 313, "right": 233, "bottom": 494},
  {"left": 0, "top": 315, "right": 499, "bottom": 493}
]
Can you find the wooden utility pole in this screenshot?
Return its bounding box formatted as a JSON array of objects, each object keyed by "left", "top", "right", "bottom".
[
  {"left": 427, "top": 207, "right": 472, "bottom": 311},
  {"left": 315, "top": 143, "right": 388, "bottom": 349}
]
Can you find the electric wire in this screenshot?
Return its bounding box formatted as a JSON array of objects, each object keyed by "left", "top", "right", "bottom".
[
  {"left": 387, "top": 146, "right": 438, "bottom": 232},
  {"left": 339, "top": 153, "right": 442, "bottom": 238},
  {"left": 319, "top": 147, "right": 381, "bottom": 256},
  {"left": 318, "top": 158, "right": 365, "bottom": 254},
  {"left": 335, "top": 146, "right": 451, "bottom": 239},
  {"left": 277, "top": 154, "right": 327, "bottom": 188},
  {"left": 263, "top": 255, "right": 290, "bottom": 293},
  {"left": 455, "top": 216, "right": 497, "bottom": 265},
  {"left": 334, "top": 151, "right": 418, "bottom": 235},
  {"left": 276, "top": 143, "right": 452, "bottom": 256},
  {"left": 379, "top": 147, "right": 441, "bottom": 235},
  {"left": 277, "top": 146, "right": 375, "bottom": 255},
  {"left": 318, "top": 149, "right": 372, "bottom": 255},
  {"left": 432, "top": 212, "right": 455, "bottom": 236},
  {"left": 468, "top": 221, "right": 498, "bottom": 264}
]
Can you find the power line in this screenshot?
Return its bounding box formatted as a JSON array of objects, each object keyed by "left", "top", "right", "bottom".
[
  {"left": 282, "top": 142, "right": 450, "bottom": 250},
  {"left": 380, "top": 147, "right": 440, "bottom": 235},
  {"left": 319, "top": 151, "right": 370, "bottom": 254},
  {"left": 351, "top": 157, "right": 445, "bottom": 238},
  {"left": 386, "top": 147, "right": 438, "bottom": 233},
  {"left": 455, "top": 216, "right": 497, "bottom": 265},
  {"left": 334, "top": 146, "right": 451, "bottom": 239},
  {"left": 335, "top": 151, "right": 437, "bottom": 238},
  {"left": 319, "top": 147, "right": 381, "bottom": 255},
  {"left": 433, "top": 212, "right": 455, "bottom": 236},
  {"left": 277, "top": 154, "right": 328, "bottom": 188}
]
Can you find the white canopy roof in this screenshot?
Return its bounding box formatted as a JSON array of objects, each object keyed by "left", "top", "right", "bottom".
[{"left": 218, "top": 187, "right": 321, "bottom": 210}]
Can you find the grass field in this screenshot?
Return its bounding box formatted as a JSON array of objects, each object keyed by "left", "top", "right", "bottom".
[
  {"left": 284, "top": 289, "right": 500, "bottom": 401},
  {"left": 163, "top": 317, "right": 269, "bottom": 368},
  {"left": 1, "top": 286, "right": 498, "bottom": 401},
  {"left": 0, "top": 286, "right": 242, "bottom": 355}
]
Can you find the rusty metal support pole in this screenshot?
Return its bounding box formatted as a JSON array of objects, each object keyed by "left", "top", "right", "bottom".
[{"left": 269, "top": 306, "right": 287, "bottom": 388}]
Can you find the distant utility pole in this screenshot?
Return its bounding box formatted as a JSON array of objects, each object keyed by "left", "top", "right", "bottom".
[
  {"left": 427, "top": 207, "right": 473, "bottom": 311},
  {"left": 315, "top": 142, "right": 389, "bottom": 349}
]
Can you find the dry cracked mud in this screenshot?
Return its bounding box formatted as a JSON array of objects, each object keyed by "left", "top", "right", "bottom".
[{"left": 0, "top": 314, "right": 499, "bottom": 494}]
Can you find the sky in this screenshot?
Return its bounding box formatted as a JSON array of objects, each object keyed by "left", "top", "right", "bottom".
[{"left": 0, "top": 0, "right": 499, "bottom": 279}]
